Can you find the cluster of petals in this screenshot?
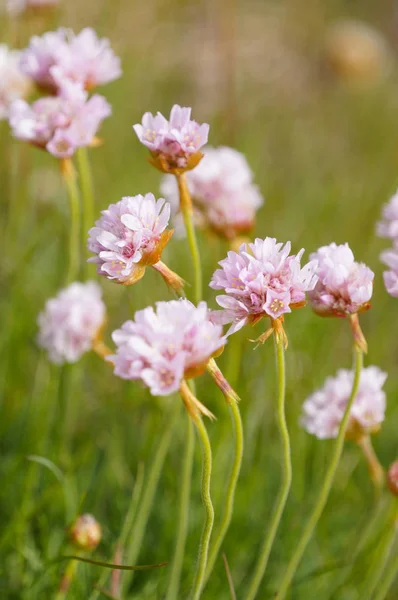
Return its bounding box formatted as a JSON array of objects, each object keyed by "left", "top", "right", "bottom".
[
  {"left": 111, "top": 300, "right": 226, "bottom": 396},
  {"left": 301, "top": 366, "right": 387, "bottom": 439},
  {"left": 20, "top": 28, "right": 121, "bottom": 93},
  {"left": 160, "top": 146, "right": 263, "bottom": 239},
  {"left": 377, "top": 190, "right": 398, "bottom": 297},
  {"left": 133, "top": 104, "right": 209, "bottom": 170},
  {"left": 210, "top": 237, "right": 318, "bottom": 333},
  {"left": 6, "top": 0, "right": 59, "bottom": 15},
  {"left": 37, "top": 281, "right": 106, "bottom": 364},
  {"left": 0, "top": 45, "right": 31, "bottom": 120},
  {"left": 308, "top": 243, "right": 374, "bottom": 316},
  {"left": 8, "top": 73, "right": 111, "bottom": 158},
  {"left": 88, "top": 193, "right": 171, "bottom": 283}
]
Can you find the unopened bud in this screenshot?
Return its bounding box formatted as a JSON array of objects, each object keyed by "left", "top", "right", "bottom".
[
  {"left": 69, "top": 514, "right": 102, "bottom": 551},
  {"left": 388, "top": 461, "right": 398, "bottom": 497}
]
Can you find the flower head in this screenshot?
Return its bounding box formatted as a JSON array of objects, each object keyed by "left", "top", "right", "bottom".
[
  {"left": 7, "top": 0, "right": 59, "bottom": 16},
  {"left": 8, "top": 75, "right": 111, "bottom": 158},
  {"left": 308, "top": 243, "right": 374, "bottom": 317},
  {"left": 37, "top": 281, "right": 106, "bottom": 364},
  {"left": 69, "top": 514, "right": 102, "bottom": 551},
  {"left": 377, "top": 189, "right": 398, "bottom": 243},
  {"left": 380, "top": 248, "right": 398, "bottom": 297},
  {"left": 88, "top": 193, "right": 173, "bottom": 284},
  {"left": 0, "top": 45, "right": 31, "bottom": 120},
  {"left": 301, "top": 366, "right": 387, "bottom": 440},
  {"left": 160, "top": 146, "right": 264, "bottom": 239},
  {"left": 133, "top": 104, "right": 209, "bottom": 173},
  {"left": 20, "top": 28, "right": 121, "bottom": 93},
  {"left": 210, "top": 237, "right": 318, "bottom": 334},
  {"left": 111, "top": 300, "right": 226, "bottom": 396}
]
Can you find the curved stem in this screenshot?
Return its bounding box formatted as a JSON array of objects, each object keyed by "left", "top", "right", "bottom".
[
  {"left": 246, "top": 334, "right": 291, "bottom": 600},
  {"left": 165, "top": 415, "right": 195, "bottom": 600},
  {"left": 175, "top": 173, "right": 202, "bottom": 303},
  {"left": 374, "top": 536, "right": 398, "bottom": 600},
  {"left": 77, "top": 147, "right": 94, "bottom": 277},
  {"left": 62, "top": 161, "right": 81, "bottom": 283},
  {"left": 277, "top": 347, "right": 363, "bottom": 600},
  {"left": 191, "top": 416, "right": 214, "bottom": 600},
  {"left": 204, "top": 398, "right": 243, "bottom": 585},
  {"left": 358, "top": 435, "right": 385, "bottom": 495}
]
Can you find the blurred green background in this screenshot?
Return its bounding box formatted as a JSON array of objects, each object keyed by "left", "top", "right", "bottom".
[{"left": 1, "top": 0, "right": 398, "bottom": 598}]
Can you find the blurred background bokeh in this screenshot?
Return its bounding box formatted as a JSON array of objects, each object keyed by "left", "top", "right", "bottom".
[{"left": 1, "top": 0, "right": 398, "bottom": 598}]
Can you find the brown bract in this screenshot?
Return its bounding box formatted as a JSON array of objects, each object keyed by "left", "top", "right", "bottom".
[{"left": 148, "top": 150, "right": 204, "bottom": 175}]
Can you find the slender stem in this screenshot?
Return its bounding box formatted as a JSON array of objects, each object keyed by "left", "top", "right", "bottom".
[
  {"left": 374, "top": 536, "right": 398, "bottom": 600},
  {"left": 276, "top": 347, "right": 363, "bottom": 600},
  {"left": 191, "top": 416, "right": 214, "bottom": 600},
  {"left": 121, "top": 411, "right": 178, "bottom": 594},
  {"left": 175, "top": 173, "right": 202, "bottom": 303},
  {"left": 358, "top": 435, "right": 385, "bottom": 494},
  {"left": 165, "top": 415, "right": 195, "bottom": 600},
  {"left": 77, "top": 147, "right": 95, "bottom": 277},
  {"left": 204, "top": 398, "right": 243, "bottom": 584},
  {"left": 62, "top": 162, "right": 81, "bottom": 283},
  {"left": 55, "top": 559, "right": 78, "bottom": 600},
  {"left": 246, "top": 334, "right": 291, "bottom": 600},
  {"left": 359, "top": 507, "right": 397, "bottom": 600}
]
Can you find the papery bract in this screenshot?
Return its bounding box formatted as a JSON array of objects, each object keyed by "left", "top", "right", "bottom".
[
  {"left": 308, "top": 242, "right": 374, "bottom": 316},
  {"left": 301, "top": 366, "right": 387, "bottom": 439},
  {"left": 111, "top": 300, "right": 226, "bottom": 396},
  {"left": 0, "top": 45, "right": 31, "bottom": 120},
  {"left": 210, "top": 237, "right": 318, "bottom": 333},
  {"left": 37, "top": 281, "right": 106, "bottom": 364}
]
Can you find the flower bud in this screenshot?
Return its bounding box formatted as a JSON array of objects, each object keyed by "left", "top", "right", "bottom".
[
  {"left": 388, "top": 461, "right": 398, "bottom": 497},
  {"left": 69, "top": 514, "right": 102, "bottom": 551}
]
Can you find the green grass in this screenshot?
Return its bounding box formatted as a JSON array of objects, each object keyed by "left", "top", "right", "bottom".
[{"left": 1, "top": 1, "right": 398, "bottom": 598}]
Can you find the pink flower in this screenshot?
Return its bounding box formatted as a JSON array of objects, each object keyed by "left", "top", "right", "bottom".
[
  {"left": 308, "top": 243, "right": 374, "bottom": 316},
  {"left": 7, "top": 0, "right": 59, "bottom": 16},
  {"left": 8, "top": 76, "right": 111, "bottom": 158},
  {"left": 160, "top": 146, "right": 264, "bottom": 239},
  {"left": 380, "top": 248, "right": 398, "bottom": 297},
  {"left": 210, "top": 237, "right": 318, "bottom": 333},
  {"left": 37, "top": 281, "right": 106, "bottom": 364},
  {"left": 111, "top": 300, "right": 226, "bottom": 396},
  {"left": 301, "top": 366, "right": 387, "bottom": 439},
  {"left": 0, "top": 45, "right": 31, "bottom": 120},
  {"left": 376, "top": 189, "right": 398, "bottom": 243},
  {"left": 20, "top": 28, "right": 121, "bottom": 93},
  {"left": 88, "top": 193, "right": 172, "bottom": 283},
  {"left": 133, "top": 104, "right": 209, "bottom": 172}
]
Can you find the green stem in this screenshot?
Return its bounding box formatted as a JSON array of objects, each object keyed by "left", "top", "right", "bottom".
[
  {"left": 191, "top": 416, "right": 214, "bottom": 600},
  {"left": 77, "top": 147, "right": 95, "bottom": 277},
  {"left": 277, "top": 347, "right": 363, "bottom": 600},
  {"left": 204, "top": 399, "right": 243, "bottom": 585},
  {"left": 121, "top": 411, "right": 178, "bottom": 594},
  {"left": 62, "top": 163, "right": 81, "bottom": 283},
  {"left": 55, "top": 559, "right": 78, "bottom": 600},
  {"left": 176, "top": 173, "right": 202, "bottom": 303},
  {"left": 165, "top": 415, "right": 195, "bottom": 600},
  {"left": 374, "top": 536, "right": 398, "bottom": 600},
  {"left": 246, "top": 334, "right": 291, "bottom": 600}
]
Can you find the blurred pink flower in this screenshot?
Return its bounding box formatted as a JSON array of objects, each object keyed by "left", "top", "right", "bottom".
[
  {"left": 0, "top": 45, "right": 31, "bottom": 120},
  {"left": 301, "top": 366, "right": 387, "bottom": 439},
  {"left": 133, "top": 104, "right": 209, "bottom": 171},
  {"left": 37, "top": 281, "right": 106, "bottom": 364},
  {"left": 20, "top": 28, "right": 121, "bottom": 93},
  {"left": 160, "top": 146, "right": 264, "bottom": 239},
  {"left": 376, "top": 189, "right": 398, "bottom": 243},
  {"left": 88, "top": 193, "right": 172, "bottom": 283},
  {"left": 111, "top": 300, "right": 226, "bottom": 396},
  {"left": 7, "top": 0, "right": 59, "bottom": 15},
  {"left": 8, "top": 75, "right": 111, "bottom": 158},
  {"left": 308, "top": 243, "right": 374, "bottom": 317},
  {"left": 380, "top": 248, "right": 398, "bottom": 297},
  {"left": 210, "top": 237, "right": 318, "bottom": 333}
]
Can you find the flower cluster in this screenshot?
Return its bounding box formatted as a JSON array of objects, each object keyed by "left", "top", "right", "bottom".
[
  {"left": 308, "top": 243, "right": 374, "bottom": 316},
  {"left": 112, "top": 300, "right": 226, "bottom": 396},
  {"left": 37, "top": 281, "right": 106, "bottom": 364},
  {"left": 7, "top": 0, "right": 59, "bottom": 16},
  {"left": 301, "top": 366, "right": 387, "bottom": 440},
  {"left": 377, "top": 190, "right": 398, "bottom": 297},
  {"left": 210, "top": 237, "right": 318, "bottom": 333},
  {"left": 133, "top": 104, "right": 209, "bottom": 172},
  {"left": 20, "top": 28, "right": 121, "bottom": 93},
  {"left": 9, "top": 75, "right": 111, "bottom": 158},
  {"left": 160, "top": 146, "right": 264, "bottom": 240},
  {"left": 88, "top": 193, "right": 176, "bottom": 286},
  {"left": 0, "top": 45, "right": 31, "bottom": 120}
]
